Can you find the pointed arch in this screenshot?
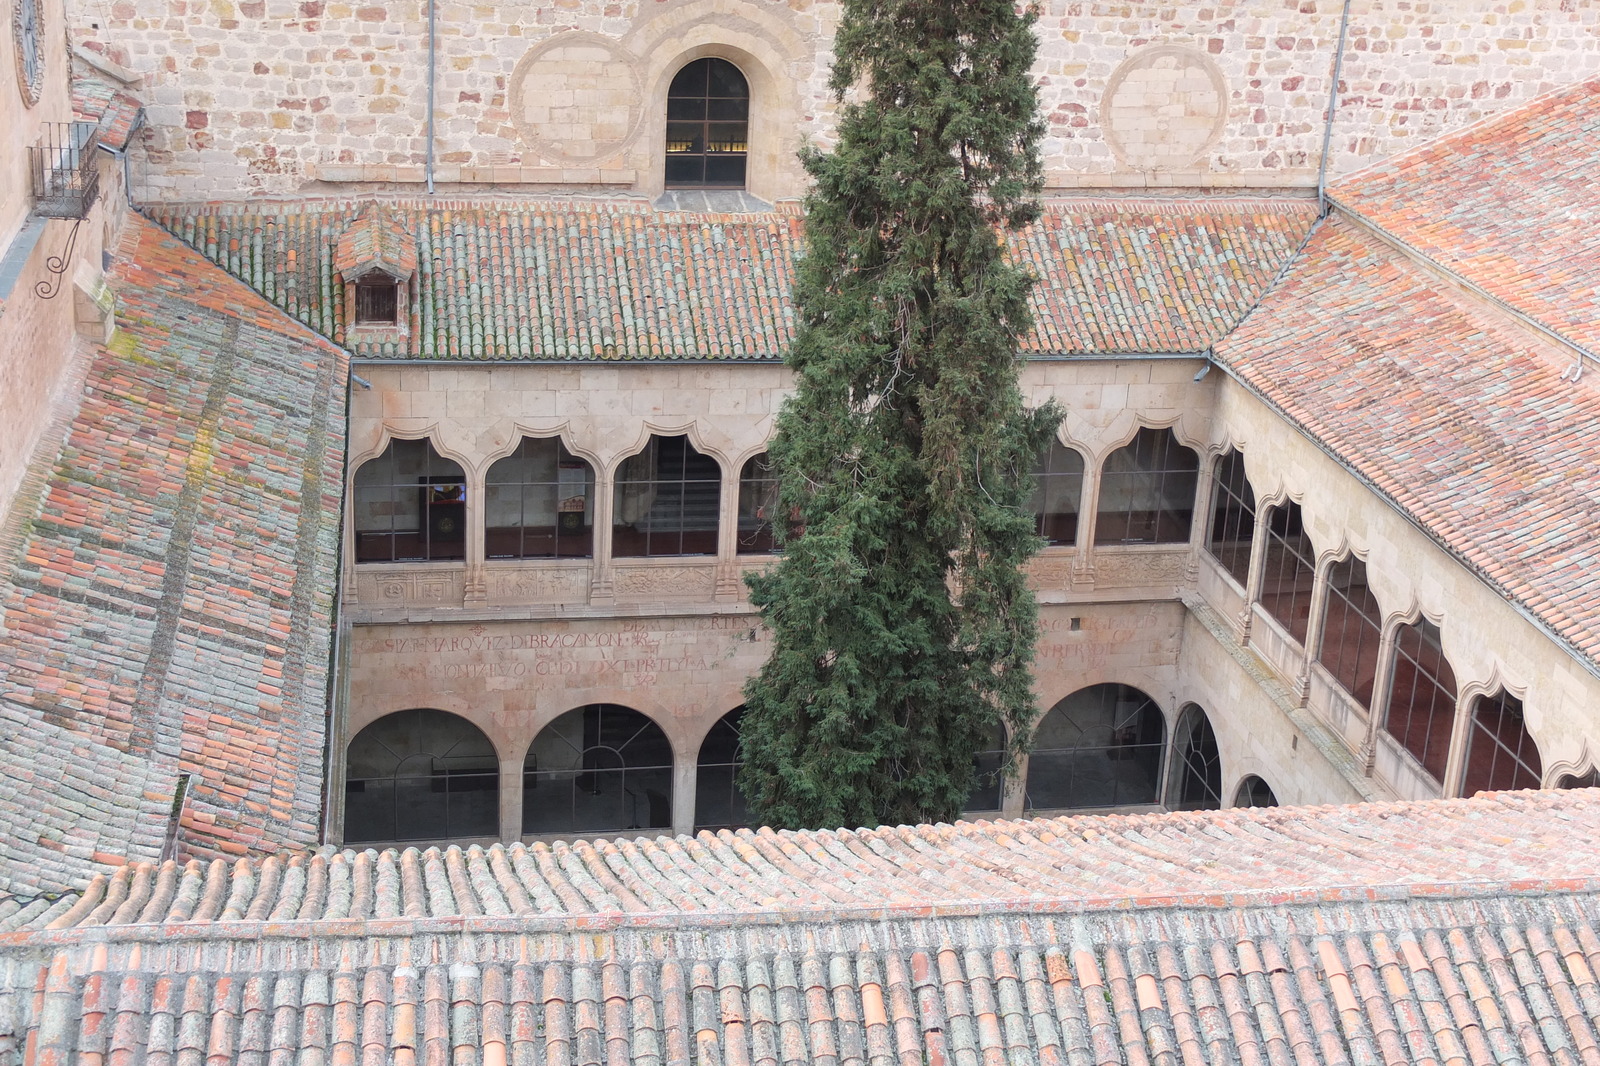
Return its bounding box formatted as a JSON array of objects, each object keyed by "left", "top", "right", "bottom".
[{"left": 352, "top": 436, "right": 468, "bottom": 562}]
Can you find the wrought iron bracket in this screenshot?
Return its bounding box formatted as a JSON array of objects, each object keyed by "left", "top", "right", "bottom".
[{"left": 33, "top": 217, "right": 82, "bottom": 300}]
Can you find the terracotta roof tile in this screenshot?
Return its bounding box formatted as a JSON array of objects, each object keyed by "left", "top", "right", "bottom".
[
  {"left": 70, "top": 70, "right": 143, "bottom": 152},
  {"left": 1214, "top": 217, "right": 1600, "bottom": 670},
  {"left": 144, "top": 198, "right": 1314, "bottom": 361},
  {"left": 1331, "top": 77, "right": 1600, "bottom": 356},
  {"left": 332, "top": 203, "right": 418, "bottom": 283},
  {"left": 0, "top": 217, "right": 345, "bottom": 893}
]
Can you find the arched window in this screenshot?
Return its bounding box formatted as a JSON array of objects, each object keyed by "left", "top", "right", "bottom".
[
  {"left": 1031, "top": 440, "right": 1085, "bottom": 546},
  {"left": 1094, "top": 427, "right": 1199, "bottom": 546},
  {"left": 736, "top": 453, "right": 780, "bottom": 554},
  {"left": 344, "top": 709, "right": 499, "bottom": 844},
  {"left": 1382, "top": 618, "right": 1457, "bottom": 783},
  {"left": 665, "top": 57, "right": 749, "bottom": 189},
  {"left": 1205, "top": 448, "right": 1256, "bottom": 586},
  {"left": 1233, "top": 775, "right": 1278, "bottom": 808},
  {"left": 1258, "top": 501, "right": 1315, "bottom": 644},
  {"left": 612, "top": 435, "right": 722, "bottom": 557},
  {"left": 963, "top": 721, "right": 1008, "bottom": 814},
  {"left": 352, "top": 438, "right": 467, "bottom": 562},
  {"left": 1460, "top": 691, "right": 1542, "bottom": 794},
  {"left": 484, "top": 437, "right": 595, "bottom": 559},
  {"left": 1557, "top": 770, "right": 1600, "bottom": 789},
  {"left": 695, "top": 707, "right": 748, "bottom": 830},
  {"left": 1166, "top": 704, "right": 1222, "bottom": 811},
  {"left": 1317, "top": 556, "right": 1383, "bottom": 708},
  {"left": 523, "top": 704, "right": 673, "bottom": 836},
  {"left": 1026, "top": 684, "right": 1166, "bottom": 810}
]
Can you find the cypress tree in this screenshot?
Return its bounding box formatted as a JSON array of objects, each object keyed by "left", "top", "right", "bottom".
[{"left": 738, "top": 0, "right": 1061, "bottom": 829}]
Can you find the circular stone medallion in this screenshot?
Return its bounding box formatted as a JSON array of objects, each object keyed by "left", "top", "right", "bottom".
[
  {"left": 509, "top": 31, "right": 643, "bottom": 165},
  {"left": 14, "top": 0, "right": 43, "bottom": 107},
  {"left": 1101, "top": 45, "right": 1229, "bottom": 172}
]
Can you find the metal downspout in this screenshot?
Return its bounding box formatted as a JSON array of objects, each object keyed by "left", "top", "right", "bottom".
[
  {"left": 426, "top": 0, "right": 436, "bottom": 195},
  {"left": 1317, "top": 0, "right": 1355, "bottom": 217}
]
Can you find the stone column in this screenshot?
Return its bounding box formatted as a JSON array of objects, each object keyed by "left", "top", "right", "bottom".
[
  {"left": 672, "top": 750, "right": 697, "bottom": 837},
  {"left": 1295, "top": 560, "right": 1334, "bottom": 707},
  {"left": 590, "top": 462, "right": 616, "bottom": 605},
  {"left": 1239, "top": 504, "right": 1273, "bottom": 644},
  {"left": 1359, "top": 625, "right": 1400, "bottom": 775},
  {"left": 498, "top": 752, "right": 524, "bottom": 845}
]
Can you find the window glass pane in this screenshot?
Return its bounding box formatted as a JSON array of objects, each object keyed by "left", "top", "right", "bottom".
[
  {"left": 1316, "top": 556, "right": 1382, "bottom": 708},
  {"left": 1094, "top": 428, "right": 1198, "bottom": 546},
  {"left": 963, "top": 722, "right": 1008, "bottom": 813},
  {"left": 1026, "top": 684, "right": 1166, "bottom": 810},
  {"left": 1461, "top": 692, "right": 1542, "bottom": 794},
  {"left": 706, "top": 60, "right": 748, "bottom": 96},
  {"left": 664, "top": 57, "right": 748, "bottom": 189},
  {"left": 352, "top": 438, "right": 465, "bottom": 563},
  {"left": 695, "top": 708, "right": 749, "bottom": 830},
  {"left": 666, "top": 98, "right": 706, "bottom": 121},
  {"left": 1382, "top": 619, "right": 1457, "bottom": 783},
  {"left": 1166, "top": 705, "right": 1221, "bottom": 811},
  {"left": 485, "top": 438, "right": 594, "bottom": 559},
  {"left": 1259, "top": 501, "right": 1315, "bottom": 644},
  {"left": 737, "top": 453, "right": 781, "bottom": 554},
  {"left": 524, "top": 705, "right": 674, "bottom": 836},
  {"left": 1030, "top": 440, "right": 1083, "bottom": 546},
  {"left": 1205, "top": 448, "right": 1255, "bottom": 586},
  {"left": 344, "top": 709, "right": 499, "bottom": 844},
  {"left": 1233, "top": 775, "right": 1278, "bottom": 807},
  {"left": 613, "top": 435, "right": 721, "bottom": 558},
  {"left": 707, "top": 97, "right": 749, "bottom": 121}
]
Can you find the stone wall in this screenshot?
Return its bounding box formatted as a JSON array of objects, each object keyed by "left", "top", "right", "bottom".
[{"left": 71, "top": 0, "right": 1600, "bottom": 201}]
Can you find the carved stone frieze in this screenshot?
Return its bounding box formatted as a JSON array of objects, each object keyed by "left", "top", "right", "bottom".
[
  {"left": 1091, "top": 549, "right": 1189, "bottom": 590},
  {"left": 356, "top": 567, "right": 466, "bottom": 607},
  {"left": 487, "top": 566, "right": 591, "bottom": 606},
  {"left": 613, "top": 563, "right": 717, "bottom": 599}
]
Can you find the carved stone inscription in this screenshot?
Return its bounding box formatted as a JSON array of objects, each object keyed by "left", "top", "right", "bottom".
[{"left": 354, "top": 615, "right": 767, "bottom": 691}]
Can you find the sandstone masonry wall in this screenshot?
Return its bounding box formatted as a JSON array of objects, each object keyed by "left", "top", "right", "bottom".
[{"left": 72, "top": 0, "right": 1600, "bottom": 201}]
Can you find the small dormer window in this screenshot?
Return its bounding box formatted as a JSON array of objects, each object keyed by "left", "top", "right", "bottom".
[{"left": 355, "top": 274, "right": 400, "bottom": 326}]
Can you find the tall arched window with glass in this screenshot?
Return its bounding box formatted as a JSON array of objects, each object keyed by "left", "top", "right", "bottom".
[
  {"left": 612, "top": 435, "right": 722, "bottom": 557},
  {"left": 736, "top": 453, "right": 781, "bottom": 554},
  {"left": 1094, "top": 428, "right": 1199, "bottom": 545},
  {"left": 1205, "top": 448, "right": 1255, "bottom": 586},
  {"left": 352, "top": 438, "right": 467, "bottom": 562},
  {"left": 1031, "top": 440, "right": 1084, "bottom": 546},
  {"left": 1317, "top": 556, "right": 1383, "bottom": 708},
  {"left": 485, "top": 437, "right": 594, "bottom": 559},
  {"left": 1460, "top": 691, "right": 1542, "bottom": 794},
  {"left": 1382, "top": 618, "right": 1458, "bottom": 784},
  {"left": 1258, "top": 501, "right": 1316, "bottom": 644},
  {"left": 665, "top": 58, "right": 749, "bottom": 188}
]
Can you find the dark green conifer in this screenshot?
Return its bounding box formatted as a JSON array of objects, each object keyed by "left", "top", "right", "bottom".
[{"left": 737, "top": 0, "right": 1061, "bottom": 829}]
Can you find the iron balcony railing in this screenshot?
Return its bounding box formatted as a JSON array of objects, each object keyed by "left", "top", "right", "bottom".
[{"left": 29, "top": 121, "right": 101, "bottom": 219}]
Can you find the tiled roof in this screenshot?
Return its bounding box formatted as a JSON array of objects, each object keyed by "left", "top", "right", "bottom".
[
  {"left": 1331, "top": 77, "right": 1600, "bottom": 356},
  {"left": 1215, "top": 217, "right": 1600, "bottom": 669},
  {"left": 0, "top": 216, "right": 345, "bottom": 893},
  {"left": 0, "top": 790, "right": 1597, "bottom": 1061},
  {"left": 332, "top": 202, "right": 418, "bottom": 282},
  {"left": 144, "top": 197, "right": 1315, "bottom": 361},
  {"left": 69, "top": 70, "right": 143, "bottom": 152}
]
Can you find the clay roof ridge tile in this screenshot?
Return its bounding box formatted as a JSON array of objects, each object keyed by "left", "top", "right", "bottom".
[
  {"left": 506, "top": 844, "right": 569, "bottom": 915},
  {"left": 418, "top": 847, "right": 460, "bottom": 919}
]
